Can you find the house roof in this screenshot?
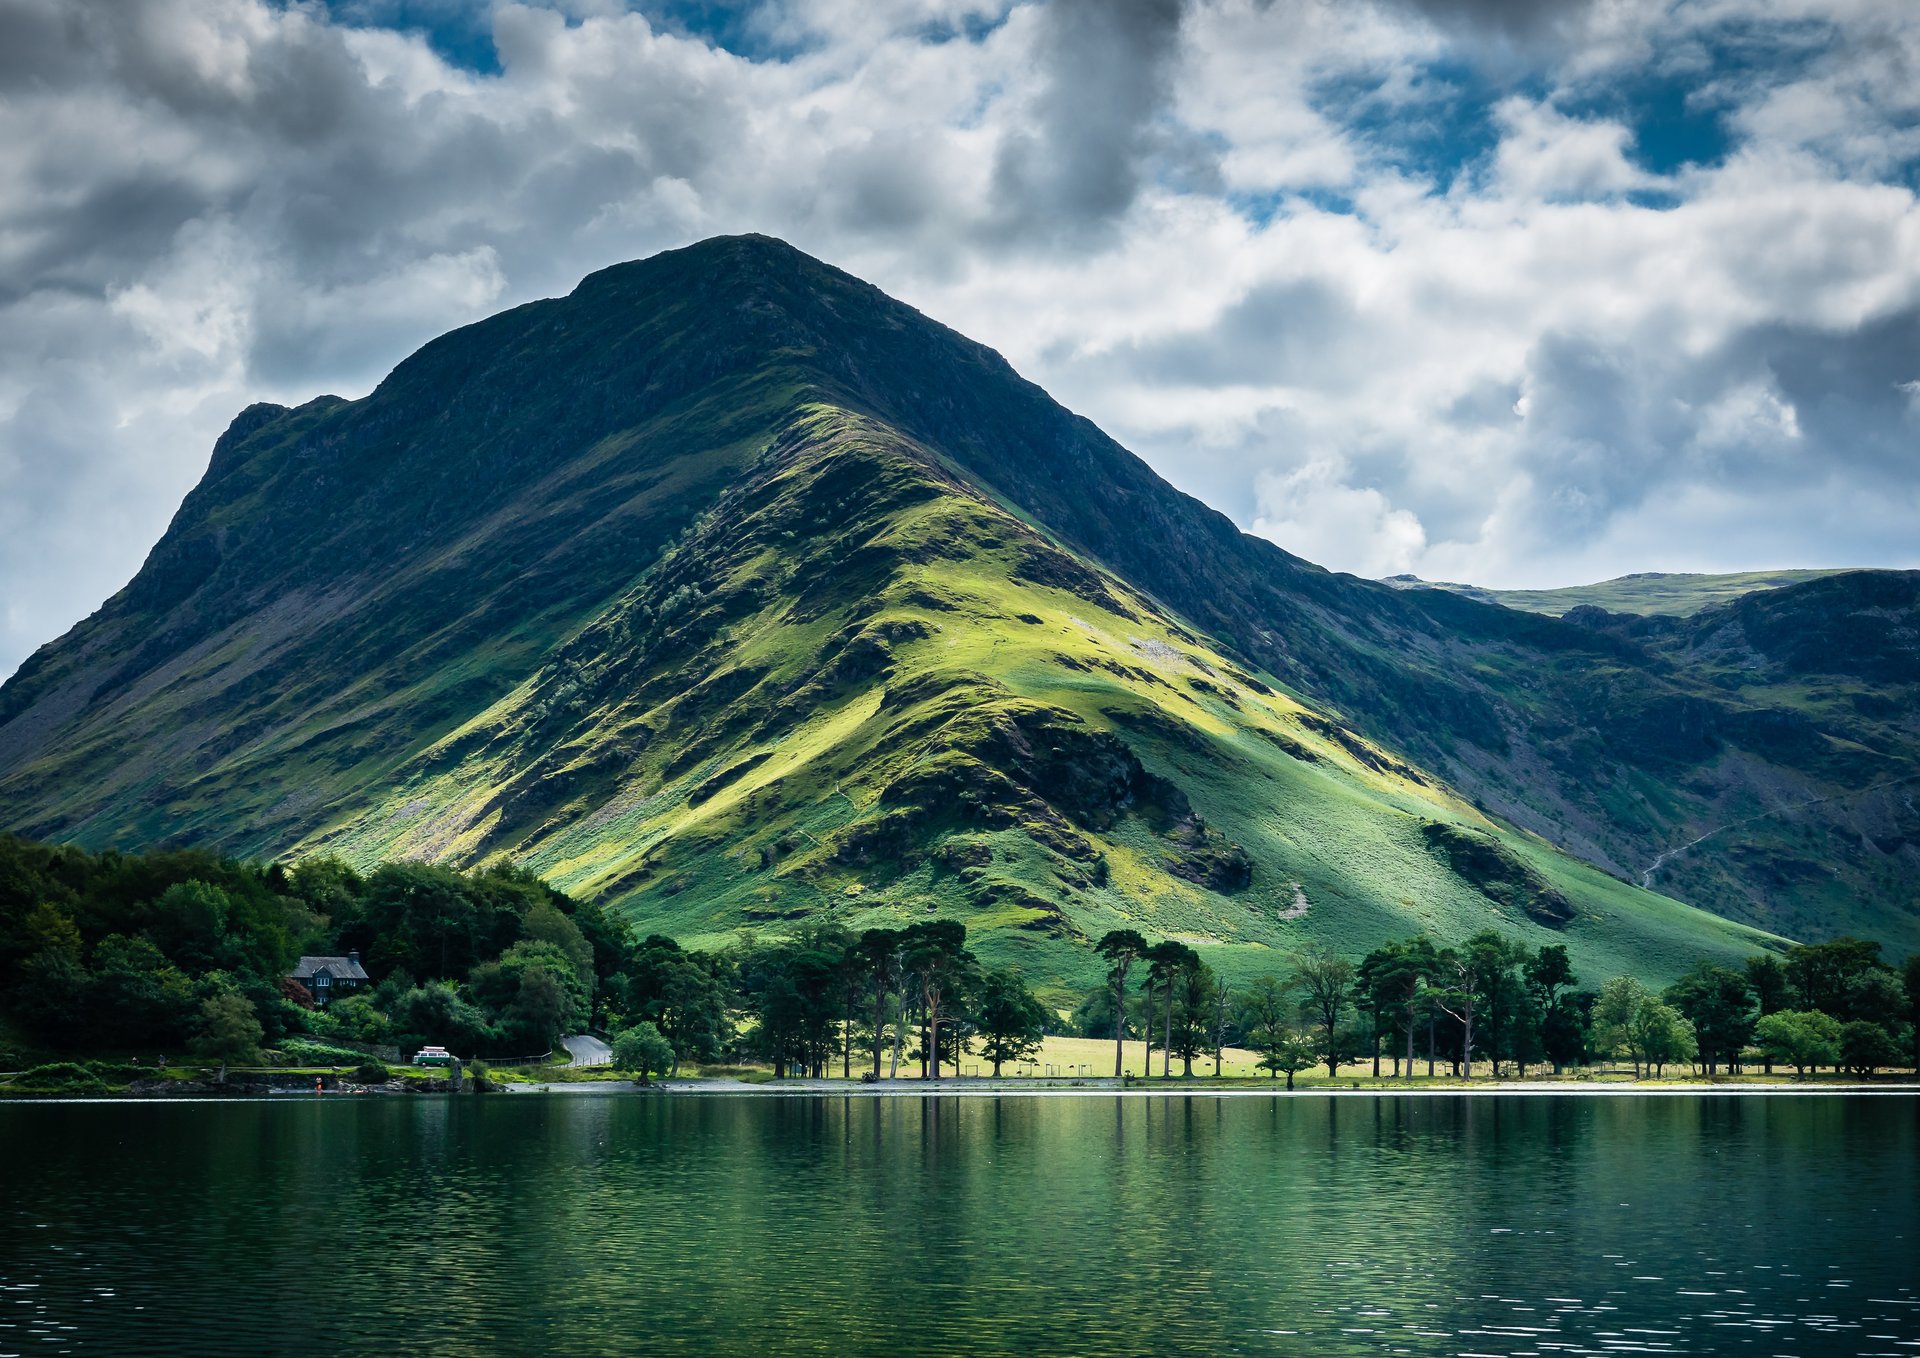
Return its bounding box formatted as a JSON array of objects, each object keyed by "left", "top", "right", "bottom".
[{"left": 290, "top": 955, "right": 369, "bottom": 982}]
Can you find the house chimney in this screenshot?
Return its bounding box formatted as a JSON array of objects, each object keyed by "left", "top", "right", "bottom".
[{"left": 348, "top": 949, "right": 361, "bottom": 966}]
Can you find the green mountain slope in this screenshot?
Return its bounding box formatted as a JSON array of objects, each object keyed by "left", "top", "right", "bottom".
[
  {"left": 295, "top": 404, "right": 1769, "bottom": 987},
  {"left": 0, "top": 235, "right": 1911, "bottom": 976},
  {"left": 1385, "top": 569, "right": 1850, "bottom": 617}
]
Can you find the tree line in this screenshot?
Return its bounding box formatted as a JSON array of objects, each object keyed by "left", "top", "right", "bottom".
[
  {"left": 0, "top": 836, "right": 1055, "bottom": 1078},
  {"left": 2, "top": 835, "right": 1916, "bottom": 1081},
  {"left": 1080, "top": 928, "right": 1920, "bottom": 1086}
]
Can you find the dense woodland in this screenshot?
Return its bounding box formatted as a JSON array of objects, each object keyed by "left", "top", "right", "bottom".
[{"left": 1, "top": 835, "right": 1916, "bottom": 1082}]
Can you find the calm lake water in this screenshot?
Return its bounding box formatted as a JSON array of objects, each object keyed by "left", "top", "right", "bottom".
[{"left": 2, "top": 1093, "right": 1915, "bottom": 1356}]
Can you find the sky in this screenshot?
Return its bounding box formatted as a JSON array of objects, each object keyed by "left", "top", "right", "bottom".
[{"left": 2, "top": 0, "right": 1918, "bottom": 680}]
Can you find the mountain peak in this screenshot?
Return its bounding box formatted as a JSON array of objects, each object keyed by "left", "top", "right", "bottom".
[{"left": 2, "top": 245, "right": 1913, "bottom": 972}]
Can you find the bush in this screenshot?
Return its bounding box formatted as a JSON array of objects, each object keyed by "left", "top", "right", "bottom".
[
  {"left": 611, "top": 1021, "right": 676, "bottom": 1082},
  {"left": 83, "top": 1060, "right": 145, "bottom": 1084},
  {"left": 10, "top": 1062, "right": 108, "bottom": 1095},
  {"left": 281, "top": 1038, "right": 370, "bottom": 1065},
  {"left": 351, "top": 1061, "right": 390, "bottom": 1084}
]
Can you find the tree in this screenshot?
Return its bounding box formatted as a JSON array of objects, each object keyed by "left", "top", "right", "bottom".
[
  {"left": 89, "top": 933, "right": 197, "bottom": 1047},
  {"left": 1592, "top": 976, "right": 1651, "bottom": 1075},
  {"left": 1172, "top": 957, "right": 1219, "bottom": 1078},
  {"left": 1259, "top": 1031, "right": 1318, "bottom": 1090},
  {"left": 524, "top": 902, "right": 597, "bottom": 1003},
  {"left": 625, "top": 936, "right": 729, "bottom": 1069},
  {"left": 1356, "top": 946, "right": 1400, "bottom": 1077},
  {"left": 1209, "top": 977, "right": 1234, "bottom": 1077},
  {"left": 974, "top": 968, "right": 1048, "bottom": 1076},
  {"left": 1527, "top": 945, "right": 1576, "bottom": 1008},
  {"left": 1785, "top": 937, "right": 1885, "bottom": 1016},
  {"left": 852, "top": 929, "right": 904, "bottom": 1079},
  {"left": 147, "top": 881, "right": 240, "bottom": 975},
  {"left": 1377, "top": 936, "right": 1438, "bottom": 1077},
  {"left": 902, "top": 920, "right": 973, "bottom": 1080},
  {"left": 469, "top": 940, "right": 589, "bottom": 1050},
  {"left": 1242, "top": 976, "right": 1291, "bottom": 1080},
  {"left": 747, "top": 941, "right": 840, "bottom": 1078},
  {"left": 1664, "top": 965, "right": 1754, "bottom": 1076},
  {"left": 359, "top": 862, "right": 488, "bottom": 980},
  {"left": 191, "top": 989, "right": 263, "bottom": 1074},
  {"left": 1069, "top": 985, "right": 1133, "bottom": 1043},
  {"left": 1096, "top": 930, "right": 1148, "bottom": 1077},
  {"left": 612, "top": 1021, "right": 676, "bottom": 1082},
  {"left": 11, "top": 904, "right": 89, "bottom": 1039},
  {"left": 1467, "top": 934, "right": 1532, "bottom": 1078},
  {"left": 1842, "top": 968, "right": 1906, "bottom": 1028},
  {"left": 1143, "top": 941, "right": 1197, "bottom": 1077},
  {"left": 1288, "top": 945, "right": 1356, "bottom": 1079},
  {"left": 1540, "top": 993, "right": 1590, "bottom": 1074},
  {"left": 1744, "top": 953, "right": 1789, "bottom": 1014},
  {"left": 1840, "top": 1020, "right": 1901, "bottom": 1076},
  {"left": 1430, "top": 944, "right": 1485, "bottom": 1079},
  {"left": 1753, "top": 1010, "right": 1842, "bottom": 1077},
  {"left": 1527, "top": 945, "right": 1583, "bottom": 1075},
  {"left": 1629, "top": 998, "right": 1696, "bottom": 1077},
  {"left": 1744, "top": 953, "right": 1789, "bottom": 1072},
  {"left": 390, "top": 981, "right": 494, "bottom": 1056},
  {"left": 1905, "top": 954, "right": 1920, "bottom": 1073}
]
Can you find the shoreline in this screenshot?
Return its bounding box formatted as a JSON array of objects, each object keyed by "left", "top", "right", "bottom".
[
  {"left": 636, "top": 1078, "right": 1920, "bottom": 1098},
  {"left": 6, "top": 1078, "right": 1917, "bottom": 1103}
]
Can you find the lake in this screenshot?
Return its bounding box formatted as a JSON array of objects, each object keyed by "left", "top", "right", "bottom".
[{"left": 2, "top": 1093, "right": 1915, "bottom": 1355}]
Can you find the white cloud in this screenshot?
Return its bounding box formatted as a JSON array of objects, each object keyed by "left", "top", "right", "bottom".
[
  {"left": 1, "top": 0, "right": 1919, "bottom": 679},
  {"left": 1490, "top": 98, "right": 1655, "bottom": 200},
  {"left": 1252, "top": 458, "right": 1428, "bottom": 577}
]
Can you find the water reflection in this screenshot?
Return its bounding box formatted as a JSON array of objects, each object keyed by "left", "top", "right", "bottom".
[{"left": 1, "top": 1095, "right": 1914, "bottom": 1355}]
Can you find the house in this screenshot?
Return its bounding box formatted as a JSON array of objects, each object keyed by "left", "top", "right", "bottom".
[{"left": 288, "top": 950, "right": 370, "bottom": 1007}]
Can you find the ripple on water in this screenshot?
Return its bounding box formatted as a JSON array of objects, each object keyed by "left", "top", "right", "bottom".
[{"left": 0, "top": 1094, "right": 1914, "bottom": 1356}]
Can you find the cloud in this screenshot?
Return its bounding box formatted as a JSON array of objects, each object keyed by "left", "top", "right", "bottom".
[
  {"left": 1252, "top": 458, "right": 1428, "bottom": 578},
  {"left": 988, "top": 0, "right": 1190, "bottom": 243},
  {"left": 1, "top": 0, "right": 1919, "bottom": 677}
]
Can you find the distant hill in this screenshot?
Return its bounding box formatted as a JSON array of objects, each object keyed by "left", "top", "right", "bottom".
[
  {"left": 1384, "top": 569, "right": 1853, "bottom": 618},
  {"left": 3, "top": 236, "right": 1915, "bottom": 981}
]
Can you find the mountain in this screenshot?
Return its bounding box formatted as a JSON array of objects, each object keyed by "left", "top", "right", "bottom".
[
  {"left": 0, "top": 235, "right": 1911, "bottom": 987},
  {"left": 1384, "top": 569, "right": 1851, "bottom": 618}
]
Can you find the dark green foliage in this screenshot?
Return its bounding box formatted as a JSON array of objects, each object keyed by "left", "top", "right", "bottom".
[
  {"left": 1785, "top": 937, "right": 1888, "bottom": 1015},
  {"left": 8, "top": 1061, "right": 109, "bottom": 1095},
  {"left": 1664, "top": 966, "right": 1755, "bottom": 1075},
  {"left": 973, "top": 969, "right": 1048, "bottom": 1076},
  {"left": 615, "top": 935, "right": 731, "bottom": 1064},
  {"left": 0, "top": 835, "right": 630, "bottom": 1061},
  {"left": 1068, "top": 985, "right": 1136, "bottom": 1041},
  {"left": 1286, "top": 945, "right": 1355, "bottom": 1079},
  {"left": 1753, "top": 1010, "right": 1843, "bottom": 1076},
  {"left": 1905, "top": 954, "right": 1920, "bottom": 1072},
  {"left": 902, "top": 920, "right": 976, "bottom": 1080},
  {"left": 612, "top": 1021, "right": 676, "bottom": 1082},
  {"left": 736, "top": 927, "right": 847, "bottom": 1078},
  {"left": 1839, "top": 1020, "right": 1902, "bottom": 1075},
  {"left": 1096, "top": 930, "right": 1148, "bottom": 1078},
  {"left": 390, "top": 982, "right": 493, "bottom": 1057},
  {"left": 1745, "top": 953, "right": 1789, "bottom": 1017},
  {"left": 191, "top": 989, "right": 264, "bottom": 1067},
  {"left": 469, "top": 941, "right": 590, "bottom": 1052}
]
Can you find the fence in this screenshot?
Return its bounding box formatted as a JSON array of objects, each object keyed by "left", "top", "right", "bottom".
[{"left": 474, "top": 1049, "right": 554, "bottom": 1069}]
